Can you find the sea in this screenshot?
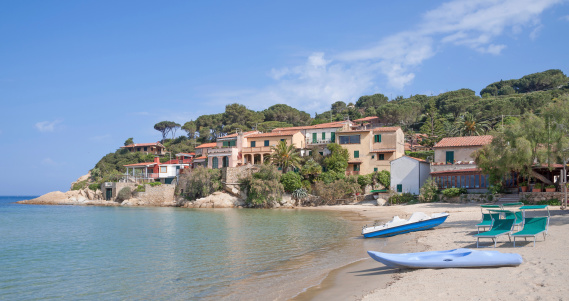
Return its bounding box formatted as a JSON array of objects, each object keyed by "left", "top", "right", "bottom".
[{"left": 0, "top": 196, "right": 384, "bottom": 300}]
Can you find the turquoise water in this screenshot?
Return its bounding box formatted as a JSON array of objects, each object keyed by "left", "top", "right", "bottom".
[{"left": 0, "top": 196, "right": 369, "bottom": 300}]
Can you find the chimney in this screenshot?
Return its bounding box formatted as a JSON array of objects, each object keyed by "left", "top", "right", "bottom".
[{"left": 154, "top": 156, "right": 160, "bottom": 164}]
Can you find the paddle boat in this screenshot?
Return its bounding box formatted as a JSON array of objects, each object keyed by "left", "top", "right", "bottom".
[
  {"left": 362, "top": 212, "right": 449, "bottom": 238},
  {"left": 367, "top": 248, "right": 523, "bottom": 268}
]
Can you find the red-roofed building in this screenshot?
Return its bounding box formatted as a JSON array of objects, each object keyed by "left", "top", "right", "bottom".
[
  {"left": 430, "top": 135, "right": 494, "bottom": 193},
  {"left": 123, "top": 156, "right": 190, "bottom": 184},
  {"left": 207, "top": 131, "right": 260, "bottom": 169},
  {"left": 121, "top": 142, "right": 166, "bottom": 155},
  {"left": 242, "top": 130, "right": 306, "bottom": 165}
]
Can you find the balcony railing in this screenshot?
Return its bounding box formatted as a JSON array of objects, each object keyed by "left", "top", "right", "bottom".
[
  {"left": 242, "top": 146, "right": 273, "bottom": 153},
  {"left": 208, "top": 147, "right": 236, "bottom": 154},
  {"left": 306, "top": 138, "right": 333, "bottom": 145},
  {"left": 120, "top": 173, "right": 159, "bottom": 184}
]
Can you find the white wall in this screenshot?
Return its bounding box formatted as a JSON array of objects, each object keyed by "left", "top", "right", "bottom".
[{"left": 390, "top": 157, "right": 430, "bottom": 195}]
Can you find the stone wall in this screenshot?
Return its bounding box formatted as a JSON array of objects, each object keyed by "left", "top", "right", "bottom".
[
  {"left": 440, "top": 193, "right": 502, "bottom": 203},
  {"left": 133, "top": 184, "right": 176, "bottom": 206},
  {"left": 520, "top": 192, "right": 567, "bottom": 203},
  {"left": 223, "top": 164, "right": 259, "bottom": 184}
]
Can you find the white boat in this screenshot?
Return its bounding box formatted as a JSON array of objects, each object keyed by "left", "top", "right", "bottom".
[
  {"left": 362, "top": 212, "right": 449, "bottom": 238},
  {"left": 367, "top": 248, "right": 523, "bottom": 268}
]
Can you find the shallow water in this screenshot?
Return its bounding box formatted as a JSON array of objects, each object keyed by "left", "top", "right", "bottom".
[{"left": 0, "top": 196, "right": 380, "bottom": 300}]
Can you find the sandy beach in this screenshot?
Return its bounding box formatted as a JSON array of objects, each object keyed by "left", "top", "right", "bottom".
[{"left": 297, "top": 203, "right": 569, "bottom": 301}]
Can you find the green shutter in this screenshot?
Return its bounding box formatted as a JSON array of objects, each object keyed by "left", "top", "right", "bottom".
[
  {"left": 354, "top": 150, "right": 359, "bottom": 158},
  {"left": 322, "top": 132, "right": 325, "bottom": 140},
  {"left": 212, "top": 157, "right": 218, "bottom": 169},
  {"left": 331, "top": 132, "right": 335, "bottom": 142},
  {"left": 397, "top": 184, "right": 402, "bottom": 193},
  {"left": 374, "top": 134, "right": 382, "bottom": 142},
  {"left": 264, "top": 140, "right": 269, "bottom": 146},
  {"left": 374, "top": 167, "right": 378, "bottom": 172},
  {"left": 446, "top": 151, "right": 454, "bottom": 164},
  {"left": 308, "top": 150, "right": 312, "bottom": 156},
  {"left": 223, "top": 141, "right": 228, "bottom": 147},
  {"left": 230, "top": 140, "right": 236, "bottom": 146},
  {"left": 251, "top": 141, "right": 256, "bottom": 147},
  {"left": 312, "top": 133, "right": 317, "bottom": 143}
]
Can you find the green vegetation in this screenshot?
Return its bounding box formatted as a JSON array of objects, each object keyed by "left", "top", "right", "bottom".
[
  {"left": 419, "top": 177, "right": 439, "bottom": 203},
  {"left": 405, "top": 150, "right": 434, "bottom": 161},
  {"left": 268, "top": 140, "right": 302, "bottom": 173},
  {"left": 149, "top": 182, "right": 162, "bottom": 187},
  {"left": 239, "top": 165, "right": 284, "bottom": 207},
  {"left": 116, "top": 187, "right": 132, "bottom": 203},
  {"left": 374, "top": 170, "right": 390, "bottom": 189},
  {"left": 389, "top": 193, "right": 418, "bottom": 204},
  {"left": 88, "top": 183, "right": 101, "bottom": 191},
  {"left": 177, "top": 166, "right": 222, "bottom": 200},
  {"left": 312, "top": 176, "right": 361, "bottom": 204},
  {"left": 280, "top": 171, "right": 302, "bottom": 193},
  {"left": 441, "top": 188, "right": 467, "bottom": 198},
  {"left": 71, "top": 180, "right": 87, "bottom": 191}
]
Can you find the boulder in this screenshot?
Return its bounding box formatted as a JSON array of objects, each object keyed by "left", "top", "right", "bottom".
[{"left": 376, "top": 198, "right": 388, "bottom": 206}]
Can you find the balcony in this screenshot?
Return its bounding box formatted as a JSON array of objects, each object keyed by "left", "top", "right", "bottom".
[
  {"left": 208, "top": 147, "right": 237, "bottom": 155},
  {"left": 306, "top": 138, "right": 333, "bottom": 145},
  {"left": 346, "top": 170, "right": 360, "bottom": 176},
  {"left": 242, "top": 146, "right": 273, "bottom": 153}
]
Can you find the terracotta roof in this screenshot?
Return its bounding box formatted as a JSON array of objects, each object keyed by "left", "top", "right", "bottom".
[
  {"left": 373, "top": 127, "right": 401, "bottom": 132},
  {"left": 220, "top": 131, "right": 259, "bottom": 139},
  {"left": 430, "top": 168, "right": 482, "bottom": 175},
  {"left": 434, "top": 135, "right": 493, "bottom": 148},
  {"left": 193, "top": 156, "right": 207, "bottom": 160},
  {"left": 272, "top": 121, "right": 347, "bottom": 131},
  {"left": 123, "top": 162, "right": 155, "bottom": 167},
  {"left": 247, "top": 130, "right": 300, "bottom": 138},
  {"left": 371, "top": 149, "right": 396, "bottom": 153},
  {"left": 195, "top": 142, "right": 217, "bottom": 149},
  {"left": 353, "top": 116, "right": 379, "bottom": 122},
  {"left": 348, "top": 160, "right": 362, "bottom": 164},
  {"left": 121, "top": 142, "right": 164, "bottom": 148}
]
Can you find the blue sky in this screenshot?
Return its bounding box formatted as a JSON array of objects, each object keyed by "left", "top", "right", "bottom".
[{"left": 1, "top": 0, "right": 568, "bottom": 195}]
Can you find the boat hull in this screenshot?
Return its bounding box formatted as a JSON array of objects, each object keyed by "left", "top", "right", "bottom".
[
  {"left": 367, "top": 248, "right": 523, "bottom": 268},
  {"left": 363, "top": 215, "right": 448, "bottom": 238}
]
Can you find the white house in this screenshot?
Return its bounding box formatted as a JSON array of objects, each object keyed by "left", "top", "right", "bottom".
[{"left": 390, "top": 156, "right": 430, "bottom": 195}]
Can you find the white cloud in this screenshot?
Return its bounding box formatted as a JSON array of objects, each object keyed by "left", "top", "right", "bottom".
[
  {"left": 35, "top": 120, "right": 62, "bottom": 132},
  {"left": 41, "top": 158, "right": 57, "bottom": 166},
  {"left": 208, "top": 0, "right": 562, "bottom": 111}
]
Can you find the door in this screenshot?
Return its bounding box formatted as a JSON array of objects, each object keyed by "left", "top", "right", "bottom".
[
  {"left": 105, "top": 189, "right": 112, "bottom": 201},
  {"left": 445, "top": 151, "right": 454, "bottom": 164},
  {"left": 331, "top": 132, "right": 335, "bottom": 143},
  {"left": 312, "top": 133, "right": 317, "bottom": 143}
]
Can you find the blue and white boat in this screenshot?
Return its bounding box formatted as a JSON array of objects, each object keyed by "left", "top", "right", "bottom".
[
  {"left": 367, "top": 248, "right": 523, "bottom": 268},
  {"left": 362, "top": 212, "right": 449, "bottom": 238}
]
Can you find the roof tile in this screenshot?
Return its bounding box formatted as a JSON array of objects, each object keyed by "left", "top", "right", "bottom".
[{"left": 434, "top": 135, "right": 493, "bottom": 148}]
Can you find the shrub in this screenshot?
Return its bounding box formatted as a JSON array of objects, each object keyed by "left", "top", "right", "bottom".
[
  {"left": 313, "top": 178, "right": 361, "bottom": 205},
  {"left": 292, "top": 188, "right": 308, "bottom": 203},
  {"left": 357, "top": 174, "right": 373, "bottom": 191},
  {"left": 419, "top": 177, "right": 439, "bottom": 202},
  {"left": 88, "top": 183, "right": 101, "bottom": 191},
  {"left": 300, "top": 159, "right": 322, "bottom": 182},
  {"left": 301, "top": 180, "right": 312, "bottom": 192},
  {"left": 405, "top": 150, "right": 434, "bottom": 160},
  {"left": 389, "top": 192, "right": 417, "bottom": 204},
  {"left": 116, "top": 187, "right": 132, "bottom": 203},
  {"left": 177, "top": 166, "right": 222, "bottom": 200},
  {"left": 441, "top": 188, "right": 463, "bottom": 198},
  {"left": 488, "top": 182, "right": 504, "bottom": 194},
  {"left": 537, "top": 199, "right": 560, "bottom": 206},
  {"left": 375, "top": 170, "right": 390, "bottom": 189},
  {"left": 546, "top": 185, "right": 555, "bottom": 189},
  {"left": 519, "top": 182, "right": 528, "bottom": 187},
  {"left": 149, "top": 182, "right": 162, "bottom": 187},
  {"left": 533, "top": 183, "right": 543, "bottom": 189},
  {"left": 281, "top": 171, "right": 302, "bottom": 193},
  {"left": 72, "top": 180, "right": 87, "bottom": 191},
  {"left": 135, "top": 185, "right": 145, "bottom": 192},
  {"left": 240, "top": 165, "right": 284, "bottom": 207},
  {"left": 317, "top": 170, "right": 345, "bottom": 184}
]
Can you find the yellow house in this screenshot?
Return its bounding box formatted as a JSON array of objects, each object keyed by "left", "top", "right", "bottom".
[
  {"left": 336, "top": 127, "right": 404, "bottom": 175},
  {"left": 241, "top": 130, "right": 305, "bottom": 164}
]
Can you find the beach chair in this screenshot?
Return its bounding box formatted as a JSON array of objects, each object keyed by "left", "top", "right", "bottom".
[
  {"left": 476, "top": 205, "right": 501, "bottom": 233},
  {"left": 474, "top": 217, "right": 515, "bottom": 248},
  {"left": 512, "top": 217, "right": 549, "bottom": 247},
  {"left": 502, "top": 210, "right": 524, "bottom": 231}
]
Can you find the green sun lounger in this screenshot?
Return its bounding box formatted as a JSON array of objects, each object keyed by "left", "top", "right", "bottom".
[
  {"left": 503, "top": 210, "right": 524, "bottom": 230},
  {"left": 512, "top": 217, "right": 549, "bottom": 247},
  {"left": 474, "top": 218, "right": 515, "bottom": 248},
  {"left": 476, "top": 213, "right": 501, "bottom": 233}
]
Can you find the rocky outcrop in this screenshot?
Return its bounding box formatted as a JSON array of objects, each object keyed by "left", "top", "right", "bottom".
[
  {"left": 182, "top": 191, "right": 246, "bottom": 208},
  {"left": 70, "top": 172, "right": 91, "bottom": 190},
  {"left": 18, "top": 188, "right": 114, "bottom": 206}
]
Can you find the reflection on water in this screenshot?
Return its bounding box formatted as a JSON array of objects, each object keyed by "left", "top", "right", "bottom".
[{"left": 0, "top": 197, "right": 381, "bottom": 300}]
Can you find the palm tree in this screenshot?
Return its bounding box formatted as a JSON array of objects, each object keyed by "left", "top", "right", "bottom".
[
  {"left": 267, "top": 140, "right": 302, "bottom": 173},
  {"left": 453, "top": 113, "right": 490, "bottom": 136}
]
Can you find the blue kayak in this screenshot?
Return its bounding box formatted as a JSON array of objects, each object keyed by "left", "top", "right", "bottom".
[
  {"left": 368, "top": 248, "right": 523, "bottom": 268},
  {"left": 362, "top": 212, "right": 449, "bottom": 238}
]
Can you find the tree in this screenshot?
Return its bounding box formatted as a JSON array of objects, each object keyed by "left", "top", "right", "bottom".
[
  {"left": 267, "top": 140, "right": 301, "bottom": 173},
  {"left": 331, "top": 101, "right": 347, "bottom": 114},
  {"left": 154, "top": 121, "right": 181, "bottom": 142},
  {"left": 263, "top": 104, "right": 311, "bottom": 126},
  {"left": 452, "top": 112, "right": 490, "bottom": 136},
  {"left": 239, "top": 165, "right": 284, "bottom": 207},
  {"left": 323, "top": 143, "right": 349, "bottom": 174},
  {"left": 355, "top": 93, "right": 388, "bottom": 109},
  {"left": 182, "top": 121, "right": 197, "bottom": 139},
  {"left": 280, "top": 171, "right": 302, "bottom": 193},
  {"left": 124, "top": 137, "right": 134, "bottom": 146},
  {"left": 222, "top": 103, "right": 265, "bottom": 133},
  {"left": 300, "top": 159, "right": 322, "bottom": 182}
]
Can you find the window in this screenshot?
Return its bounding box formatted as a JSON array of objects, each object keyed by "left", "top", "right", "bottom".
[
  {"left": 144, "top": 147, "right": 147, "bottom": 151},
  {"left": 280, "top": 139, "right": 285, "bottom": 142},
  {"left": 251, "top": 141, "right": 256, "bottom": 147},
  {"left": 308, "top": 150, "right": 312, "bottom": 156},
  {"left": 137, "top": 147, "right": 141, "bottom": 151},
  {"left": 397, "top": 184, "right": 402, "bottom": 193},
  {"left": 374, "top": 167, "right": 378, "bottom": 172},
  {"left": 331, "top": 132, "right": 335, "bottom": 143},
  {"left": 322, "top": 132, "right": 326, "bottom": 140},
  {"left": 371, "top": 155, "right": 375, "bottom": 159},
  {"left": 212, "top": 157, "right": 218, "bottom": 169},
  {"left": 264, "top": 140, "right": 269, "bottom": 147},
  {"left": 374, "top": 134, "right": 382, "bottom": 143},
  {"left": 378, "top": 154, "right": 385, "bottom": 160},
  {"left": 222, "top": 156, "right": 229, "bottom": 168},
  {"left": 354, "top": 150, "right": 359, "bottom": 158},
  {"left": 481, "top": 175, "right": 486, "bottom": 188},
  {"left": 353, "top": 164, "right": 360, "bottom": 171},
  {"left": 230, "top": 140, "right": 236, "bottom": 146},
  {"left": 445, "top": 151, "right": 454, "bottom": 164},
  {"left": 160, "top": 166, "right": 167, "bottom": 173},
  {"left": 470, "top": 175, "right": 475, "bottom": 188},
  {"left": 319, "top": 152, "right": 323, "bottom": 156},
  {"left": 339, "top": 135, "right": 360, "bottom": 144},
  {"left": 312, "top": 133, "right": 317, "bottom": 143},
  {"left": 223, "top": 141, "right": 229, "bottom": 147}
]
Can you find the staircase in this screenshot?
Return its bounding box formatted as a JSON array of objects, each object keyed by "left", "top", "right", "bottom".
[{"left": 496, "top": 194, "right": 521, "bottom": 205}]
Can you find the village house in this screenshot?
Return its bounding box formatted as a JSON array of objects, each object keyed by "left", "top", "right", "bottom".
[
  {"left": 272, "top": 121, "right": 351, "bottom": 156},
  {"left": 241, "top": 130, "right": 306, "bottom": 164},
  {"left": 175, "top": 152, "right": 195, "bottom": 164},
  {"left": 207, "top": 131, "right": 259, "bottom": 169},
  {"left": 122, "top": 157, "right": 190, "bottom": 184},
  {"left": 390, "top": 156, "right": 430, "bottom": 194},
  {"left": 336, "top": 126, "right": 405, "bottom": 175},
  {"left": 120, "top": 142, "right": 166, "bottom": 155},
  {"left": 193, "top": 142, "right": 216, "bottom": 168},
  {"left": 430, "top": 135, "right": 493, "bottom": 193}
]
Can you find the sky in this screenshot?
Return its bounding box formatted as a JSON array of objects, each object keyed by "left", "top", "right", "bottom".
[{"left": 1, "top": 0, "right": 568, "bottom": 195}]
